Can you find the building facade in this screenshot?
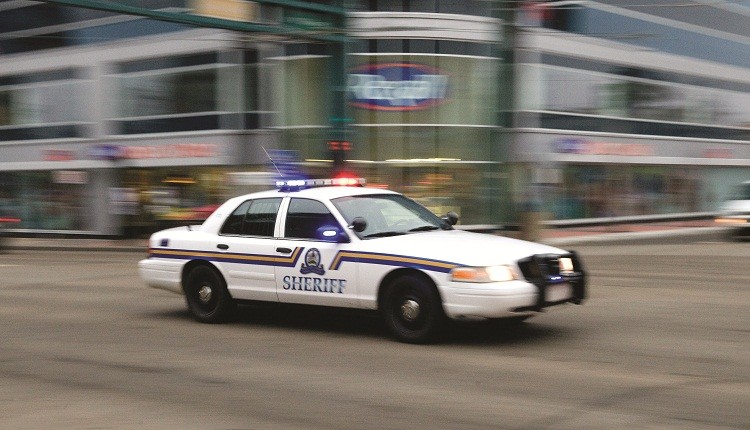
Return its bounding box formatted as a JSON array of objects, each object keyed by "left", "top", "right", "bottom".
[
  {"left": 0, "top": 1, "right": 748, "bottom": 235},
  {"left": 513, "top": 1, "right": 750, "bottom": 219}
]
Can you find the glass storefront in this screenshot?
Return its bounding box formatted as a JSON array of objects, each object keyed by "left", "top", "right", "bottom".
[
  {"left": 300, "top": 159, "right": 509, "bottom": 225},
  {"left": 275, "top": 47, "right": 508, "bottom": 225},
  {"left": 547, "top": 164, "right": 706, "bottom": 219},
  {"left": 118, "top": 167, "right": 236, "bottom": 236},
  {"left": 354, "top": 161, "right": 510, "bottom": 225},
  {"left": 0, "top": 171, "right": 91, "bottom": 231}
]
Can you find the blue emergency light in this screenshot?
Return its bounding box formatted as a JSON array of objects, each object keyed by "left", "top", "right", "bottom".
[{"left": 275, "top": 177, "right": 366, "bottom": 191}]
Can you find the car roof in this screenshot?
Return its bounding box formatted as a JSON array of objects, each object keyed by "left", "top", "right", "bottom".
[
  {"left": 243, "top": 185, "right": 399, "bottom": 201},
  {"left": 201, "top": 185, "right": 401, "bottom": 233}
]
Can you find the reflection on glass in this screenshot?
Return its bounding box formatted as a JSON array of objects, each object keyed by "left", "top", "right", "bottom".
[{"left": 117, "top": 69, "right": 217, "bottom": 118}]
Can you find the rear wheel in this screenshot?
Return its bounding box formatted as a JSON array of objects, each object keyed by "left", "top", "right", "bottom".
[
  {"left": 184, "top": 265, "right": 234, "bottom": 323},
  {"left": 382, "top": 274, "right": 445, "bottom": 343}
]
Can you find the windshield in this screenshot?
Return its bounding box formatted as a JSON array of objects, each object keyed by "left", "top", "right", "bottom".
[{"left": 331, "top": 194, "right": 451, "bottom": 239}]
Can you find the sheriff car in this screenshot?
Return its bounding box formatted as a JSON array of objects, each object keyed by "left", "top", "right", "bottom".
[{"left": 139, "top": 178, "right": 586, "bottom": 343}]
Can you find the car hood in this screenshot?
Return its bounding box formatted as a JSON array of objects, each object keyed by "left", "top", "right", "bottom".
[{"left": 358, "top": 229, "right": 569, "bottom": 267}]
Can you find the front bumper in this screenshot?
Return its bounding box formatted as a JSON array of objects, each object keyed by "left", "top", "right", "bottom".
[
  {"left": 715, "top": 216, "right": 750, "bottom": 236},
  {"left": 513, "top": 252, "right": 587, "bottom": 312},
  {"left": 439, "top": 252, "right": 587, "bottom": 320}
]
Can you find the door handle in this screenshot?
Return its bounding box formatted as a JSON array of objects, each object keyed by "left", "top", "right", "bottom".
[
  {"left": 276, "top": 247, "right": 292, "bottom": 254},
  {"left": 217, "top": 244, "right": 229, "bottom": 250}
]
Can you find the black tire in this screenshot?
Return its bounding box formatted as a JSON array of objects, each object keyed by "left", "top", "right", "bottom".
[
  {"left": 184, "top": 265, "right": 234, "bottom": 323},
  {"left": 381, "top": 274, "right": 445, "bottom": 344}
]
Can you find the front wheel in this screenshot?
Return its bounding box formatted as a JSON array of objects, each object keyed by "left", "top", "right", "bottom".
[
  {"left": 184, "top": 265, "right": 234, "bottom": 323},
  {"left": 381, "top": 274, "right": 445, "bottom": 343}
]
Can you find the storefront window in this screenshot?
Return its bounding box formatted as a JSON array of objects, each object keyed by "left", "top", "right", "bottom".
[
  {"left": 118, "top": 167, "right": 237, "bottom": 236},
  {"left": 275, "top": 55, "right": 329, "bottom": 157},
  {"left": 304, "top": 160, "right": 509, "bottom": 226},
  {"left": 0, "top": 171, "right": 91, "bottom": 231},
  {"left": 275, "top": 45, "right": 506, "bottom": 225},
  {"left": 550, "top": 165, "right": 703, "bottom": 219}
]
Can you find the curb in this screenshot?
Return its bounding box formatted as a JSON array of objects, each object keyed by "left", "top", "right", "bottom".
[{"left": 542, "top": 227, "right": 726, "bottom": 247}]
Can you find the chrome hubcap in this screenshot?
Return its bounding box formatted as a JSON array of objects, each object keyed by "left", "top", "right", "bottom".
[
  {"left": 198, "top": 285, "right": 213, "bottom": 303},
  {"left": 400, "top": 299, "right": 420, "bottom": 322}
]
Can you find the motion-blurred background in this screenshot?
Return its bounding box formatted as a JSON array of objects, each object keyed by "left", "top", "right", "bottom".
[{"left": 0, "top": 0, "right": 748, "bottom": 237}]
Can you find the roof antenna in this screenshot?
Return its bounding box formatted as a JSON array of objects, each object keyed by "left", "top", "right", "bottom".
[{"left": 262, "top": 146, "right": 283, "bottom": 179}]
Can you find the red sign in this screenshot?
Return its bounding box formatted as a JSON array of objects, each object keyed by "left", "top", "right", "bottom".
[{"left": 43, "top": 150, "right": 76, "bottom": 161}]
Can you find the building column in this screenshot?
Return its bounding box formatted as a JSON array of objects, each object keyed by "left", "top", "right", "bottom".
[{"left": 88, "top": 168, "right": 121, "bottom": 236}]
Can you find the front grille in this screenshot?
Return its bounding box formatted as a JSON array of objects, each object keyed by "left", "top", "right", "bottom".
[
  {"left": 515, "top": 252, "right": 587, "bottom": 310},
  {"left": 517, "top": 254, "right": 563, "bottom": 284}
]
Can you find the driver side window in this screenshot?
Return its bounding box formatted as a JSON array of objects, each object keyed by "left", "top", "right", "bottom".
[{"left": 285, "top": 198, "right": 341, "bottom": 241}]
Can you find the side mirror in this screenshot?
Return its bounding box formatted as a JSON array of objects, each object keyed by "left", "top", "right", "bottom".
[
  {"left": 317, "top": 225, "right": 350, "bottom": 243},
  {"left": 350, "top": 217, "right": 367, "bottom": 233},
  {"left": 443, "top": 211, "right": 459, "bottom": 226}
]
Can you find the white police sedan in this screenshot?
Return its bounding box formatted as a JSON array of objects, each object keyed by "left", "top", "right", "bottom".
[{"left": 139, "top": 178, "right": 586, "bottom": 343}]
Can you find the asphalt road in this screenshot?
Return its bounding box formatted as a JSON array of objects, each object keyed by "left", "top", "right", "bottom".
[{"left": 0, "top": 241, "right": 748, "bottom": 429}]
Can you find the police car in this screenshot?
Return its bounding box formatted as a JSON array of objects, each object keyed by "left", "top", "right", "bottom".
[{"left": 139, "top": 178, "right": 586, "bottom": 343}]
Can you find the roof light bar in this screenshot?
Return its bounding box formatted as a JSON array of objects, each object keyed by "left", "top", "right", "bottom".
[{"left": 276, "top": 177, "right": 366, "bottom": 190}]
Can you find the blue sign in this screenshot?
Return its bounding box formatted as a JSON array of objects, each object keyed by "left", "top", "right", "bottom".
[
  {"left": 348, "top": 63, "right": 449, "bottom": 111},
  {"left": 89, "top": 144, "right": 123, "bottom": 161},
  {"left": 267, "top": 149, "right": 305, "bottom": 181}
]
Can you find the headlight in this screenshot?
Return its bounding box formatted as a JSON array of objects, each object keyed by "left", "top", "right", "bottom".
[
  {"left": 450, "top": 265, "right": 518, "bottom": 283},
  {"left": 559, "top": 257, "right": 574, "bottom": 274}
]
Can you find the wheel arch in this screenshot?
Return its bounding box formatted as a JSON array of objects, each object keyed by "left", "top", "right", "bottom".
[
  {"left": 377, "top": 268, "right": 443, "bottom": 311},
  {"left": 181, "top": 259, "right": 226, "bottom": 293}
]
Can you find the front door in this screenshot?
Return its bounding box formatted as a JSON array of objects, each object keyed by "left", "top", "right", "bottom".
[{"left": 275, "top": 197, "right": 358, "bottom": 307}]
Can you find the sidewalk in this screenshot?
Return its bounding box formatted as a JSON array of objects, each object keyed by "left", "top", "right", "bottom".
[
  {"left": 541, "top": 219, "right": 725, "bottom": 246},
  {"left": 0, "top": 220, "right": 727, "bottom": 252}
]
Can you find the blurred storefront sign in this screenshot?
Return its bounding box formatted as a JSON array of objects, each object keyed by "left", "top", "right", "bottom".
[
  {"left": 267, "top": 149, "right": 304, "bottom": 181},
  {"left": 53, "top": 170, "right": 89, "bottom": 185},
  {"left": 702, "top": 148, "right": 734, "bottom": 159},
  {"left": 89, "top": 143, "right": 219, "bottom": 160},
  {"left": 120, "top": 143, "right": 218, "bottom": 159},
  {"left": 88, "top": 145, "right": 123, "bottom": 161},
  {"left": 553, "top": 138, "right": 655, "bottom": 157},
  {"left": 348, "top": 63, "right": 449, "bottom": 111},
  {"left": 43, "top": 150, "right": 76, "bottom": 162}
]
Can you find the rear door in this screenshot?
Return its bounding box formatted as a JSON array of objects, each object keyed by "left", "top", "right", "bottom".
[{"left": 214, "top": 197, "right": 284, "bottom": 302}]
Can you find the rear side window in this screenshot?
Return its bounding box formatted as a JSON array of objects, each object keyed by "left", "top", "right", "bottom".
[{"left": 220, "top": 198, "right": 281, "bottom": 237}]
